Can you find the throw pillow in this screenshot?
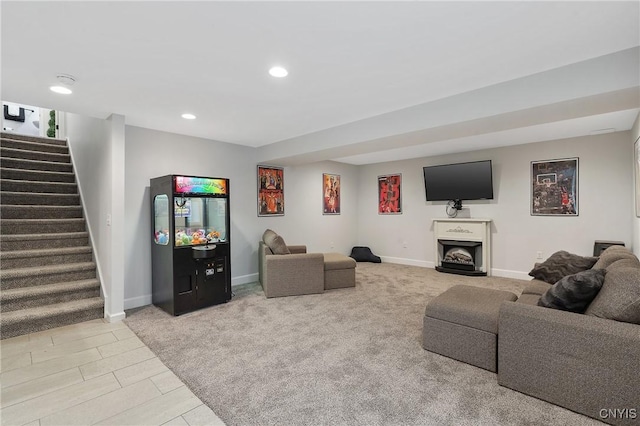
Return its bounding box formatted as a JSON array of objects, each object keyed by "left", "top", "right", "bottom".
[
  {"left": 528, "top": 250, "right": 598, "bottom": 284},
  {"left": 585, "top": 267, "right": 640, "bottom": 324},
  {"left": 262, "top": 229, "right": 290, "bottom": 255},
  {"left": 269, "top": 235, "right": 291, "bottom": 255},
  {"left": 262, "top": 229, "right": 291, "bottom": 254},
  {"left": 262, "top": 229, "right": 277, "bottom": 245},
  {"left": 538, "top": 269, "right": 606, "bottom": 313}
]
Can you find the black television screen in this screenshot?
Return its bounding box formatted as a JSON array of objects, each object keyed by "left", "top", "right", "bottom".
[{"left": 423, "top": 160, "right": 494, "bottom": 202}]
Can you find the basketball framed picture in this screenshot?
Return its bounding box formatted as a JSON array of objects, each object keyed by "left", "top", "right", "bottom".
[
  {"left": 322, "top": 173, "right": 340, "bottom": 215},
  {"left": 378, "top": 174, "right": 402, "bottom": 214},
  {"left": 531, "top": 158, "right": 578, "bottom": 216},
  {"left": 257, "top": 165, "right": 284, "bottom": 216}
]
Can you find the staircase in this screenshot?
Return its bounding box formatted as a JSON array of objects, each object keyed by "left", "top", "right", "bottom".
[{"left": 0, "top": 132, "right": 103, "bottom": 339}]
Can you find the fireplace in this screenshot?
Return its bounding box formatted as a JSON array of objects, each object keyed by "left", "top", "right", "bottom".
[
  {"left": 432, "top": 218, "right": 492, "bottom": 276},
  {"left": 437, "top": 240, "right": 484, "bottom": 275}
]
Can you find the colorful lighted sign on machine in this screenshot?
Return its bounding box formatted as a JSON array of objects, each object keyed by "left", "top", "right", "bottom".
[{"left": 174, "top": 176, "right": 227, "bottom": 195}]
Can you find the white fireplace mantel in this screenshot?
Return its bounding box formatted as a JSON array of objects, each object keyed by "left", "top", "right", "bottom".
[{"left": 433, "top": 218, "right": 492, "bottom": 275}]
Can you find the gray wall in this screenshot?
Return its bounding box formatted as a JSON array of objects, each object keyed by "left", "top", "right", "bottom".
[
  {"left": 356, "top": 132, "right": 633, "bottom": 279},
  {"left": 64, "top": 113, "right": 112, "bottom": 309},
  {"left": 65, "top": 112, "right": 637, "bottom": 309},
  {"left": 123, "top": 128, "right": 360, "bottom": 308},
  {"left": 124, "top": 126, "right": 261, "bottom": 308},
  {"left": 262, "top": 161, "right": 359, "bottom": 254},
  {"left": 66, "top": 112, "right": 127, "bottom": 320}
]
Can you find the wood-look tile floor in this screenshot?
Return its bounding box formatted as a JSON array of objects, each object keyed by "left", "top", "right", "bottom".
[{"left": 0, "top": 319, "right": 225, "bottom": 426}]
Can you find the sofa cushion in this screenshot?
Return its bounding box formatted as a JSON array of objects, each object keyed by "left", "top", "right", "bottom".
[
  {"left": 538, "top": 269, "right": 606, "bottom": 313},
  {"left": 592, "top": 245, "right": 637, "bottom": 270},
  {"left": 585, "top": 267, "right": 640, "bottom": 324},
  {"left": 515, "top": 293, "right": 541, "bottom": 306},
  {"left": 324, "top": 253, "right": 357, "bottom": 270},
  {"left": 522, "top": 280, "right": 552, "bottom": 296},
  {"left": 262, "top": 229, "right": 290, "bottom": 255},
  {"left": 528, "top": 251, "right": 598, "bottom": 284},
  {"left": 425, "top": 285, "right": 517, "bottom": 334}
]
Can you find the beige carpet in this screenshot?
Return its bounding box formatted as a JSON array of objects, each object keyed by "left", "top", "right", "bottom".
[{"left": 124, "top": 262, "right": 602, "bottom": 426}]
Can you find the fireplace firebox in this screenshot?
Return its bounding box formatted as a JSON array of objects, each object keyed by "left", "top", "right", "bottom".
[
  {"left": 433, "top": 218, "right": 492, "bottom": 276},
  {"left": 437, "top": 240, "right": 484, "bottom": 275}
]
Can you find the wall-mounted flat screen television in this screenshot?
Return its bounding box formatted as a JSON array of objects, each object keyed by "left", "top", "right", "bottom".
[{"left": 423, "top": 160, "right": 494, "bottom": 202}]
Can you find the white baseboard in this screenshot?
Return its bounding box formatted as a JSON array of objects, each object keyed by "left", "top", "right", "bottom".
[
  {"left": 124, "top": 294, "right": 152, "bottom": 310},
  {"left": 380, "top": 257, "right": 529, "bottom": 280},
  {"left": 105, "top": 310, "right": 126, "bottom": 322},
  {"left": 121, "top": 266, "right": 527, "bottom": 312},
  {"left": 490, "top": 268, "right": 530, "bottom": 280},
  {"left": 380, "top": 256, "right": 435, "bottom": 268},
  {"left": 232, "top": 273, "right": 258, "bottom": 286},
  {"left": 123, "top": 274, "right": 259, "bottom": 310}
]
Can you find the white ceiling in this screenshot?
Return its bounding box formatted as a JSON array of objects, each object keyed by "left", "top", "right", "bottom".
[{"left": 2, "top": 1, "right": 639, "bottom": 165}]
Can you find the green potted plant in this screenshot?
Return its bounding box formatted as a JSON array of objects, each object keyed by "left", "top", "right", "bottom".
[{"left": 47, "top": 110, "right": 56, "bottom": 137}]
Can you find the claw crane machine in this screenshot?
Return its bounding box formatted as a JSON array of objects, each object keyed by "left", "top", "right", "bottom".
[{"left": 150, "top": 175, "right": 231, "bottom": 315}]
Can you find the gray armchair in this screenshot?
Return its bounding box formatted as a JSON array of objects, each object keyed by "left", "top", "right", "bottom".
[{"left": 258, "top": 241, "right": 324, "bottom": 298}]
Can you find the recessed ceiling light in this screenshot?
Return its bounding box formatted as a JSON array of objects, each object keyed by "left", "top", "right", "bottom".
[
  {"left": 182, "top": 113, "right": 196, "bottom": 120},
  {"left": 269, "top": 66, "right": 288, "bottom": 78},
  {"left": 50, "top": 74, "right": 76, "bottom": 95},
  {"left": 57, "top": 74, "right": 76, "bottom": 86},
  {"left": 50, "top": 86, "right": 73, "bottom": 95}
]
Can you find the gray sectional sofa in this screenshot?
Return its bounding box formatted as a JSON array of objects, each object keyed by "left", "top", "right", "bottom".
[
  {"left": 258, "top": 229, "right": 356, "bottom": 298},
  {"left": 423, "top": 246, "right": 640, "bottom": 425},
  {"left": 498, "top": 246, "right": 640, "bottom": 425}
]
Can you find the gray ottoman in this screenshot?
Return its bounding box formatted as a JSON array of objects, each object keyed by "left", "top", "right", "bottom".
[
  {"left": 323, "top": 253, "right": 356, "bottom": 290},
  {"left": 422, "top": 285, "right": 517, "bottom": 372}
]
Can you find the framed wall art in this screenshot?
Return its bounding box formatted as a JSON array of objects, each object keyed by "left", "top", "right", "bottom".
[
  {"left": 378, "top": 174, "right": 402, "bottom": 214},
  {"left": 322, "top": 173, "right": 340, "bottom": 215},
  {"left": 258, "top": 165, "right": 284, "bottom": 216},
  {"left": 531, "top": 158, "right": 578, "bottom": 216}
]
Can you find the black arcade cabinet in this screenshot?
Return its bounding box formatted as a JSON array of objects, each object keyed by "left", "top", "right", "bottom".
[{"left": 150, "top": 175, "right": 231, "bottom": 315}]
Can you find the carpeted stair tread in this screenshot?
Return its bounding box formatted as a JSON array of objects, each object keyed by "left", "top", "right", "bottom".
[
  {"left": 0, "top": 157, "right": 73, "bottom": 173},
  {"left": 1, "top": 132, "right": 103, "bottom": 338},
  {"left": 1, "top": 297, "right": 104, "bottom": 321},
  {"left": 1, "top": 231, "right": 88, "bottom": 240},
  {"left": 1, "top": 279, "right": 100, "bottom": 300},
  {"left": 1, "top": 178, "right": 78, "bottom": 194},
  {"left": 1, "top": 245, "right": 91, "bottom": 259},
  {"left": 0, "top": 261, "right": 96, "bottom": 279},
  {"left": 1, "top": 218, "right": 85, "bottom": 235},
  {"left": 0, "top": 246, "right": 92, "bottom": 269},
  {"left": 0, "top": 231, "right": 89, "bottom": 251},
  {"left": 0, "top": 132, "right": 67, "bottom": 146},
  {"left": 1, "top": 167, "right": 75, "bottom": 183},
  {"left": 0, "top": 297, "right": 104, "bottom": 338},
  {"left": 1, "top": 261, "right": 96, "bottom": 290},
  {"left": 1, "top": 204, "right": 83, "bottom": 219},
  {"left": 1, "top": 138, "right": 69, "bottom": 154},
  {"left": 1, "top": 279, "right": 101, "bottom": 313},
  {"left": 0, "top": 191, "right": 80, "bottom": 206},
  {"left": 1, "top": 146, "right": 71, "bottom": 163}
]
